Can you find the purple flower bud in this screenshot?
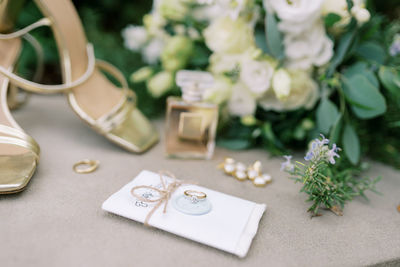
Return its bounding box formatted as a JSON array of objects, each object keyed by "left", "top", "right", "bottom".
[
  {"left": 305, "top": 152, "right": 314, "bottom": 161},
  {"left": 326, "top": 144, "right": 341, "bottom": 164},
  {"left": 281, "top": 155, "right": 294, "bottom": 172},
  {"left": 389, "top": 38, "right": 400, "bottom": 57}
]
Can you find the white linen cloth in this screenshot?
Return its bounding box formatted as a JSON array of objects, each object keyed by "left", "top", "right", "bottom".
[{"left": 102, "top": 170, "right": 266, "bottom": 258}]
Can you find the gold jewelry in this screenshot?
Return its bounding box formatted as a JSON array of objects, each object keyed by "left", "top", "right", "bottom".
[
  {"left": 73, "top": 159, "right": 99, "bottom": 174},
  {"left": 247, "top": 160, "right": 262, "bottom": 181},
  {"left": 233, "top": 162, "right": 248, "bottom": 181},
  {"left": 218, "top": 157, "right": 273, "bottom": 187},
  {"left": 184, "top": 190, "right": 207, "bottom": 199},
  {"left": 218, "top": 157, "right": 236, "bottom": 175},
  {"left": 253, "top": 174, "right": 272, "bottom": 187}
]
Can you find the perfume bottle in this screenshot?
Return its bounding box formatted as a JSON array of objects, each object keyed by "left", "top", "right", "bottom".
[{"left": 165, "top": 71, "right": 218, "bottom": 159}]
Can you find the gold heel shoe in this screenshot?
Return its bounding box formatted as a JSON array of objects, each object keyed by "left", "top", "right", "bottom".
[
  {"left": 0, "top": 0, "right": 159, "bottom": 153},
  {"left": 0, "top": 0, "right": 40, "bottom": 194}
]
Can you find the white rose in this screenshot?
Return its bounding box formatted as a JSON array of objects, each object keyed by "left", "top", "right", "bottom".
[
  {"left": 158, "top": 0, "right": 189, "bottom": 21},
  {"left": 322, "top": 0, "right": 347, "bottom": 16},
  {"left": 217, "top": 0, "right": 247, "bottom": 20},
  {"left": 203, "top": 76, "right": 233, "bottom": 105},
  {"left": 203, "top": 16, "right": 255, "bottom": 54},
  {"left": 143, "top": 14, "right": 167, "bottom": 36},
  {"left": 272, "top": 69, "right": 291, "bottom": 100},
  {"left": 259, "top": 70, "right": 319, "bottom": 111},
  {"left": 228, "top": 83, "right": 257, "bottom": 116},
  {"left": 322, "top": 0, "right": 351, "bottom": 27},
  {"left": 122, "top": 25, "right": 148, "bottom": 51},
  {"left": 188, "top": 27, "right": 201, "bottom": 39},
  {"left": 240, "top": 59, "right": 274, "bottom": 96},
  {"left": 284, "top": 20, "right": 333, "bottom": 70},
  {"left": 208, "top": 53, "right": 240, "bottom": 74},
  {"left": 193, "top": 5, "right": 220, "bottom": 21},
  {"left": 142, "top": 38, "right": 165, "bottom": 64},
  {"left": 264, "top": 0, "right": 324, "bottom": 35},
  {"left": 173, "top": 25, "right": 186, "bottom": 35},
  {"left": 197, "top": 0, "right": 214, "bottom": 4},
  {"left": 195, "top": 0, "right": 256, "bottom": 23},
  {"left": 208, "top": 48, "right": 262, "bottom": 74},
  {"left": 323, "top": 0, "right": 369, "bottom": 28}
]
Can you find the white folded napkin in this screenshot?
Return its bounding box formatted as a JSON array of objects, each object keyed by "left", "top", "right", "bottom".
[{"left": 102, "top": 170, "right": 266, "bottom": 258}]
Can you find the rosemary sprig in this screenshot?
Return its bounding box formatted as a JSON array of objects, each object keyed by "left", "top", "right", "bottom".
[{"left": 281, "top": 135, "right": 380, "bottom": 216}]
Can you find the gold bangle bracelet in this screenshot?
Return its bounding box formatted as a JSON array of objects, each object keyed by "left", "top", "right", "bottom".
[
  {"left": 184, "top": 190, "right": 207, "bottom": 199},
  {"left": 73, "top": 159, "right": 99, "bottom": 174}
]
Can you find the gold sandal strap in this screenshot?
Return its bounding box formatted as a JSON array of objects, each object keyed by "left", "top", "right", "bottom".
[
  {"left": 96, "top": 99, "right": 132, "bottom": 133},
  {"left": 94, "top": 60, "right": 136, "bottom": 133},
  {"left": 95, "top": 59, "right": 130, "bottom": 94},
  {"left": 0, "top": 18, "right": 51, "bottom": 40},
  {"left": 0, "top": 44, "right": 95, "bottom": 94},
  {"left": 24, "top": 34, "right": 45, "bottom": 86},
  {"left": 0, "top": 125, "right": 40, "bottom": 159},
  {"left": 8, "top": 33, "right": 44, "bottom": 109}
]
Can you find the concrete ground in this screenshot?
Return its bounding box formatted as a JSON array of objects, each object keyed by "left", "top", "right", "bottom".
[{"left": 1, "top": 95, "right": 399, "bottom": 267}]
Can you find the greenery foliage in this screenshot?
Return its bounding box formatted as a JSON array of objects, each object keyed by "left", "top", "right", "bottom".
[
  {"left": 282, "top": 136, "right": 381, "bottom": 215},
  {"left": 16, "top": 0, "right": 400, "bottom": 170}
]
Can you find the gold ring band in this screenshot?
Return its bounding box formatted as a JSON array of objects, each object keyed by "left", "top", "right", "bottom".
[
  {"left": 73, "top": 159, "right": 99, "bottom": 174},
  {"left": 184, "top": 190, "right": 207, "bottom": 199}
]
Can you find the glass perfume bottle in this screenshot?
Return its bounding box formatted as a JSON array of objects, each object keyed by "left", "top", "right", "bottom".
[{"left": 165, "top": 71, "right": 218, "bottom": 159}]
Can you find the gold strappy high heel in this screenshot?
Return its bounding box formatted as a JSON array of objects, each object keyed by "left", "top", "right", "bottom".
[
  {"left": 0, "top": 0, "right": 159, "bottom": 153},
  {"left": 0, "top": 1, "right": 40, "bottom": 194}
]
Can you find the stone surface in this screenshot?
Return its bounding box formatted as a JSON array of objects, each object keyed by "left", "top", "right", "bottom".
[{"left": 1, "top": 95, "right": 400, "bottom": 267}]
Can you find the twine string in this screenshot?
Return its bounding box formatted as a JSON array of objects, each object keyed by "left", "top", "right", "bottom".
[{"left": 131, "top": 170, "right": 188, "bottom": 226}]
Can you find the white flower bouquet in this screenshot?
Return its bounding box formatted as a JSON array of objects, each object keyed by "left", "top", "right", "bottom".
[{"left": 123, "top": 0, "right": 400, "bottom": 168}]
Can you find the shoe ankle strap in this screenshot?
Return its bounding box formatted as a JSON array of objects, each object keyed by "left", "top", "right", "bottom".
[
  {"left": 0, "top": 43, "right": 96, "bottom": 94},
  {"left": 0, "top": 18, "right": 51, "bottom": 40},
  {"left": 8, "top": 33, "right": 44, "bottom": 109},
  {"left": 0, "top": 17, "right": 95, "bottom": 94}
]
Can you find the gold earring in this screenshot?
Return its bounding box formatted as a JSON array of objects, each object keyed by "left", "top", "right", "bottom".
[
  {"left": 233, "top": 162, "right": 247, "bottom": 181},
  {"left": 247, "top": 160, "right": 261, "bottom": 181},
  {"left": 252, "top": 174, "right": 272, "bottom": 187},
  {"left": 218, "top": 157, "right": 236, "bottom": 175}
]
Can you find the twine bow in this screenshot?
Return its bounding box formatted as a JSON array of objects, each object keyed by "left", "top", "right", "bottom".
[{"left": 130, "top": 170, "right": 189, "bottom": 226}]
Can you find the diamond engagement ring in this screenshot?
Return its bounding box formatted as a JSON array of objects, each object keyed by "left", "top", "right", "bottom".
[{"left": 184, "top": 190, "right": 207, "bottom": 203}]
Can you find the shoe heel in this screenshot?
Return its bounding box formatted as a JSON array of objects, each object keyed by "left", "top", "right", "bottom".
[{"left": 0, "top": 0, "right": 25, "bottom": 32}]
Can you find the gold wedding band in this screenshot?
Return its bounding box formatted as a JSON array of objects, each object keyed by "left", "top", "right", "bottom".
[
  {"left": 184, "top": 190, "right": 207, "bottom": 199},
  {"left": 73, "top": 159, "right": 99, "bottom": 174}
]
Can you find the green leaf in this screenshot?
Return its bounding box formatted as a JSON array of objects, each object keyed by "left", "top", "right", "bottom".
[
  {"left": 378, "top": 66, "right": 400, "bottom": 98},
  {"left": 343, "top": 62, "right": 379, "bottom": 87},
  {"left": 343, "top": 62, "right": 368, "bottom": 77},
  {"left": 341, "top": 75, "right": 387, "bottom": 119},
  {"left": 265, "top": 12, "right": 284, "bottom": 60},
  {"left": 316, "top": 99, "right": 340, "bottom": 134},
  {"left": 327, "top": 29, "right": 357, "bottom": 77},
  {"left": 330, "top": 114, "right": 343, "bottom": 144},
  {"left": 325, "top": 13, "right": 342, "bottom": 27},
  {"left": 363, "top": 70, "right": 379, "bottom": 88},
  {"left": 189, "top": 43, "right": 211, "bottom": 67},
  {"left": 255, "top": 28, "right": 269, "bottom": 54},
  {"left": 342, "top": 123, "right": 360, "bottom": 165},
  {"left": 355, "top": 42, "right": 387, "bottom": 64},
  {"left": 262, "top": 122, "right": 276, "bottom": 141},
  {"left": 346, "top": 0, "right": 354, "bottom": 10}
]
